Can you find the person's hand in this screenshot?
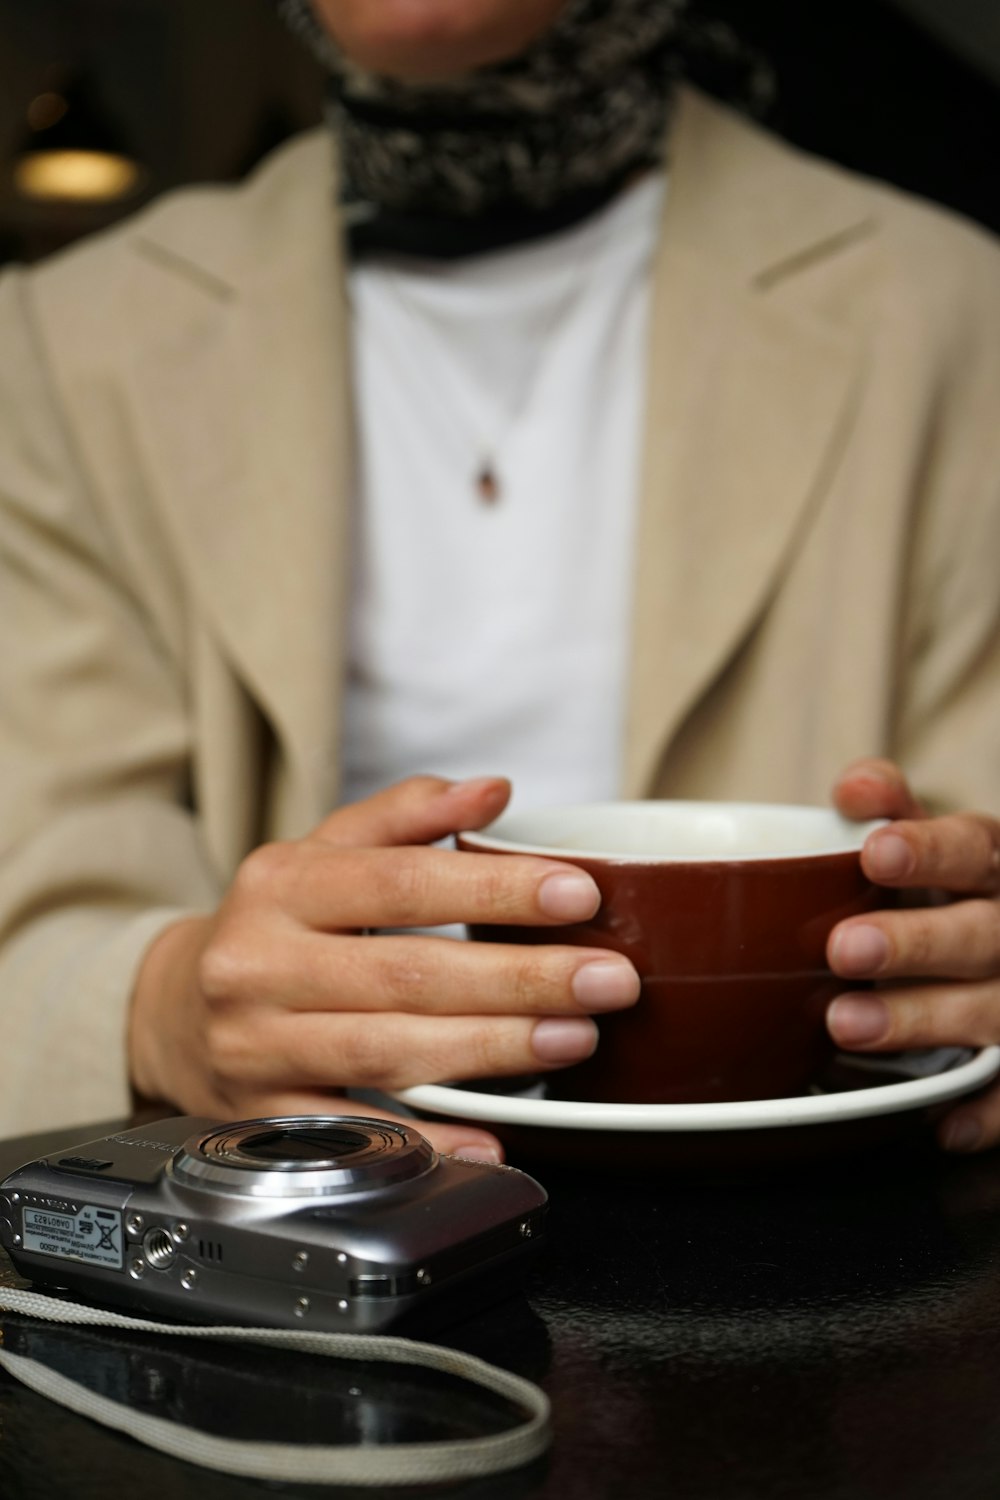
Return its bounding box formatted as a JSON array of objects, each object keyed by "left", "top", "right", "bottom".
[
  {"left": 826, "top": 758, "right": 1000, "bottom": 1152},
  {"left": 128, "top": 775, "right": 639, "bottom": 1161}
]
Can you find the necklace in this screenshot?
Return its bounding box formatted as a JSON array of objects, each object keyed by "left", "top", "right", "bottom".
[{"left": 377, "top": 230, "right": 614, "bottom": 505}]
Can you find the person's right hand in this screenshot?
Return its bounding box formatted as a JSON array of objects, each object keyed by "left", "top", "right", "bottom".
[{"left": 127, "top": 775, "right": 639, "bottom": 1159}]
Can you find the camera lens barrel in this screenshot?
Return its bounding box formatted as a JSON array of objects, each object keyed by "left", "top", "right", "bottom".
[{"left": 169, "top": 1117, "right": 435, "bottom": 1198}]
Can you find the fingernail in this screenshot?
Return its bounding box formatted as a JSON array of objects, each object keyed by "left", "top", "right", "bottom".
[
  {"left": 538, "top": 871, "right": 601, "bottom": 921},
  {"left": 866, "top": 832, "right": 914, "bottom": 881},
  {"left": 571, "top": 958, "right": 641, "bottom": 1010},
  {"left": 453, "top": 1141, "right": 504, "bottom": 1164},
  {"left": 445, "top": 776, "right": 504, "bottom": 799},
  {"left": 831, "top": 925, "right": 889, "bottom": 976},
  {"left": 827, "top": 995, "right": 890, "bottom": 1045},
  {"left": 941, "top": 1115, "right": 981, "bottom": 1153},
  {"left": 532, "top": 1017, "right": 599, "bottom": 1063}
]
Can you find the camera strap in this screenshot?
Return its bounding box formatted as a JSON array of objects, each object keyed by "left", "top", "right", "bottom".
[{"left": 0, "top": 1285, "right": 550, "bottom": 1485}]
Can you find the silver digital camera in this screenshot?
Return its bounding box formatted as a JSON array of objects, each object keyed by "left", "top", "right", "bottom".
[{"left": 0, "top": 1115, "right": 547, "bottom": 1332}]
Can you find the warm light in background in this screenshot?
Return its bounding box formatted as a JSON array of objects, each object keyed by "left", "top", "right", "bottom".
[
  {"left": 13, "top": 147, "right": 143, "bottom": 202},
  {"left": 13, "top": 77, "right": 146, "bottom": 206}
]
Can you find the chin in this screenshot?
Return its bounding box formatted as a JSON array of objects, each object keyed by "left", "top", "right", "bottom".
[{"left": 314, "top": 0, "right": 567, "bottom": 81}]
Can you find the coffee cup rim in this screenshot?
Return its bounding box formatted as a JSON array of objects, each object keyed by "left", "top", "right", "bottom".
[{"left": 458, "top": 800, "right": 888, "bottom": 865}]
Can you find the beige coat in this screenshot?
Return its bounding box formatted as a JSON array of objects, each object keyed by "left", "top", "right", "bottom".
[{"left": 2, "top": 89, "right": 999, "bottom": 1134}]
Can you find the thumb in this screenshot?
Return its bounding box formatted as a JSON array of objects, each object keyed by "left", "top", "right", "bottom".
[
  {"left": 832, "top": 758, "right": 925, "bottom": 823},
  {"left": 311, "top": 774, "right": 512, "bottom": 849}
]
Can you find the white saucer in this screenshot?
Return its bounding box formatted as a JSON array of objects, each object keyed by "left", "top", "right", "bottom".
[{"left": 392, "top": 1047, "right": 1000, "bottom": 1135}]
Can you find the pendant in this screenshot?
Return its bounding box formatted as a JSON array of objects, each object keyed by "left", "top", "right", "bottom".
[{"left": 475, "top": 462, "right": 500, "bottom": 504}]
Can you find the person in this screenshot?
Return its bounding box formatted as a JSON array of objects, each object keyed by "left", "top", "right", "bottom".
[{"left": 1, "top": 0, "right": 999, "bottom": 1159}]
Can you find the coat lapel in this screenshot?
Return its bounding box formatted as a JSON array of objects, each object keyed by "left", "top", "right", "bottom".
[
  {"left": 624, "top": 90, "right": 877, "bottom": 795},
  {"left": 124, "top": 134, "right": 351, "bottom": 822},
  {"left": 121, "top": 101, "right": 879, "bottom": 814}
]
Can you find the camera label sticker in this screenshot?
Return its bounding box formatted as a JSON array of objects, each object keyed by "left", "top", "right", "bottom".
[{"left": 22, "top": 1204, "right": 123, "bottom": 1269}]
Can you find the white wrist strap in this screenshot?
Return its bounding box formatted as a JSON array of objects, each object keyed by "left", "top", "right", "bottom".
[{"left": 0, "top": 1286, "right": 550, "bottom": 1485}]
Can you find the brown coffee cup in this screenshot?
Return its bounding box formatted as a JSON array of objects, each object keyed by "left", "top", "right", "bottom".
[{"left": 459, "top": 801, "right": 887, "bottom": 1105}]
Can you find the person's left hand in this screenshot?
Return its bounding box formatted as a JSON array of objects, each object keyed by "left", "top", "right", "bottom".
[{"left": 825, "top": 758, "right": 1000, "bottom": 1152}]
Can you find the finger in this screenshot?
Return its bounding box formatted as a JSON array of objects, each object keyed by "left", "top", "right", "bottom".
[
  {"left": 221, "top": 1010, "right": 601, "bottom": 1093},
  {"left": 832, "top": 758, "right": 924, "bottom": 822},
  {"left": 209, "top": 1088, "right": 506, "bottom": 1163},
  {"left": 937, "top": 1077, "right": 1000, "bottom": 1154},
  {"left": 829, "top": 900, "right": 1000, "bottom": 982},
  {"left": 243, "top": 841, "right": 602, "bottom": 930},
  {"left": 208, "top": 931, "right": 640, "bottom": 1016},
  {"left": 312, "top": 775, "right": 511, "bottom": 850},
  {"left": 860, "top": 814, "right": 1000, "bottom": 896},
  {"left": 826, "top": 978, "right": 1000, "bottom": 1052}
]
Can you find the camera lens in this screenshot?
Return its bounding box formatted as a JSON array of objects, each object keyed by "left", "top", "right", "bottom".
[
  {"left": 172, "top": 1116, "right": 436, "bottom": 1197},
  {"left": 239, "top": 1126, "right": 371, "bottom": 1165}
]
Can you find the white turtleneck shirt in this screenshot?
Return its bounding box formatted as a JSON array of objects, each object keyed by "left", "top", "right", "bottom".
[{"left": 341, "top": 170, "right": 665, "bottom": 813}]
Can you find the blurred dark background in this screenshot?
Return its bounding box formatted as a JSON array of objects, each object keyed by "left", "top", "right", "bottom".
[{"left": 0, "top": 0, "right": 998, "bottom": 265}]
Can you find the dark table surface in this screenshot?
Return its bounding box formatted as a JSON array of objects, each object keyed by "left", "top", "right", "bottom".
[{"left": 2, "top": 1117, "right": 1000, "bottom": 1500}]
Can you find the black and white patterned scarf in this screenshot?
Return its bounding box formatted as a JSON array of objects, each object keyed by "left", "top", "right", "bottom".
[{"left": 278, "top": 0, "right": 689, "bottom": 255}]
